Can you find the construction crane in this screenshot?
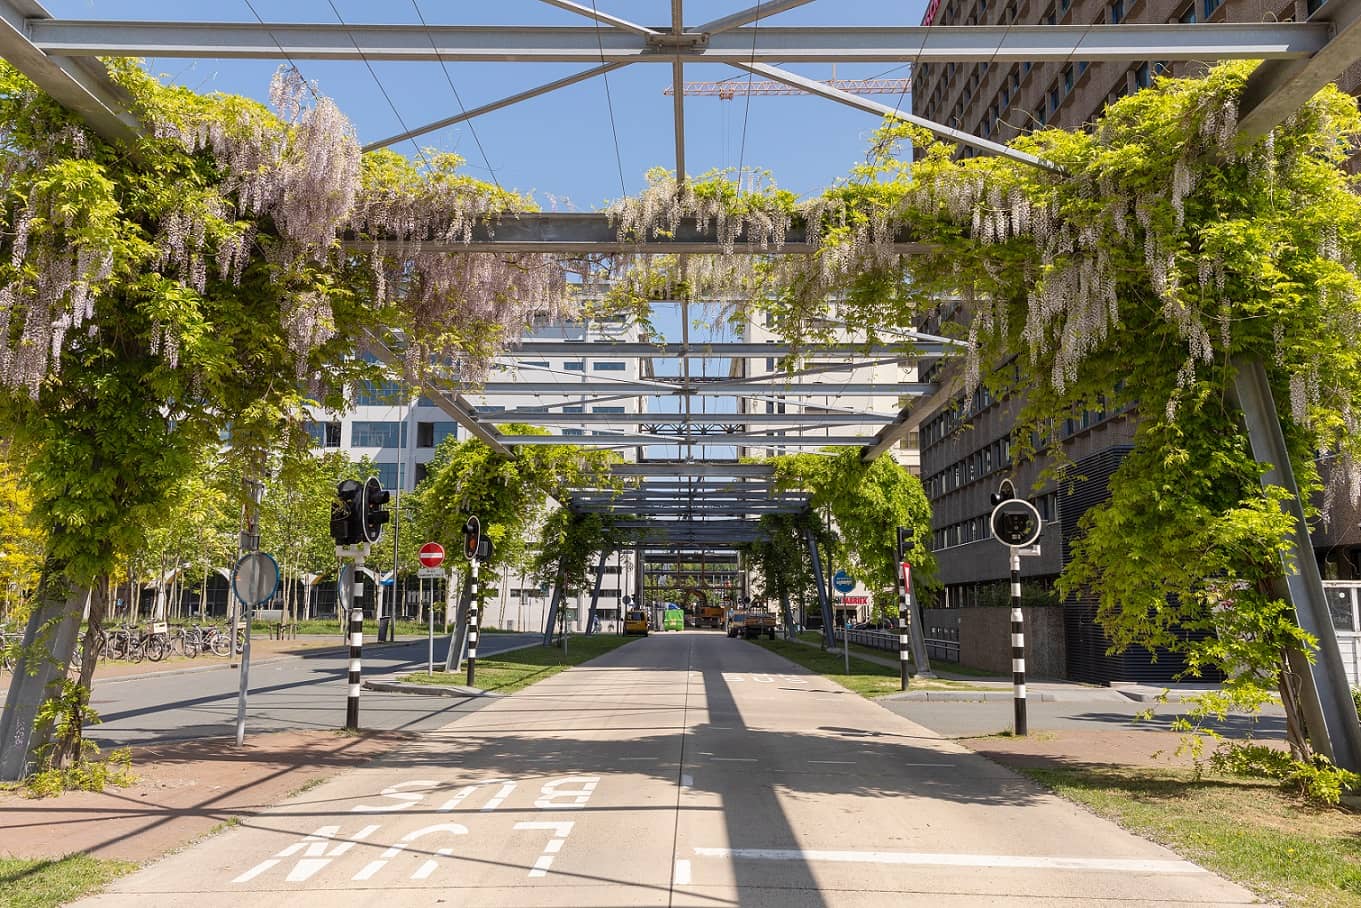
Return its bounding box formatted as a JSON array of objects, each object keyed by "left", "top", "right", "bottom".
[{"left": 665, "top": 75, "right": 911, "bottom": 100}]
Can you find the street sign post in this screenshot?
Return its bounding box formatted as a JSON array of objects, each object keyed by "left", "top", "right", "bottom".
[
  {"left": 419, "top": 542, "right": 446, "bottom": 673},
  {"left": 990, "top": 482, "right": 1042, "bottom": 736},
  {"left": 832, "top": 570, "right": 854, "bottom": 594},
  {"left": 230, "top": 551, "right": 279, "bottom": 747}
]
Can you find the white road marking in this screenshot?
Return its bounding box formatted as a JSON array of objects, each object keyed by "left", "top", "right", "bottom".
[
  {"left": 351, "top": 781, "right": 438, "bottom": 813},
  {"left": 711, "top": 757, "right": 756, "bottom": 762},
  {"left": 620, "top": 756, "right": 658, "bottom": 761},
  {"left": 693, "top": 848, "right": 1206, "bottom": 874},
  {"left": 673, "top": 859, "right": 692, "bottom": 885},
  {"left": 808, "top": 760, "right": 855, "bottom": 764},
  {"left": 515, "top": 821, "right": 575, "bottom": 878},
  {"left": 234, "top": 824, "right": 381, "bottom": 884},
  {"left": 480, "top": 780, "right": 517, "bottom": 811},
  {"left": 534, "top": 776, "right": 599, "bottom": 809}
]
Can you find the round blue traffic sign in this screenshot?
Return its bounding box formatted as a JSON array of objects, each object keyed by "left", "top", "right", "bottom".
[{"left": 832, "top": 570, "right": 854, "bottom": 594}]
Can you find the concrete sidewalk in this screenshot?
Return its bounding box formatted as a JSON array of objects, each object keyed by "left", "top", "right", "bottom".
[{"left": 71, "top": 631, "right": 1255, "bottom": 907}]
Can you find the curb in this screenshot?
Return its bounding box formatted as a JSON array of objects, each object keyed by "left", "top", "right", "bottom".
[
  {"left": 363, "top": 676, "right": 501, "bottom": 698},
  {"left": 884, "top": 690, "right": 1129, "bottom": 703}
]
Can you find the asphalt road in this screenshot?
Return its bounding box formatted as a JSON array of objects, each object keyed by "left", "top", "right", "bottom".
[
  {"left": 83, "top": 633, "right": 541, "bottom": 748},
  {"left": 77, "top": 631, "right": 1254, "bottom": 907}
]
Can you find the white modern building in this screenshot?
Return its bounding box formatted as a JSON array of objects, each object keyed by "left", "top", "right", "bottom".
[{"left": 304, "top": 313, "right": 643, "bottom": 632}]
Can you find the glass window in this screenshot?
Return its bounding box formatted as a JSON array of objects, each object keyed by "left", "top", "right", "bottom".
[
  {"left": 354, "top": 380, "right": 402, "bottom": 407},
  {"left": 592, "top": 361, "right": 627, "bottom": 371},
  {"left": 371, "top": 462, "right": 400, "bottom": 489},
  {"left": 306, "top": 421, "right": 341, "bottom": 448},
  {"left": 416, "top": 421, "right": 458, "bottom": 448},
  {"left": 1063, "top": 65, "right": 1074, "bottom": 93},
  {"left": 1179, "top": 4, "right": 1197, "bottom": 23},
  {"left": 563, "top": 405, "right": 584, "bottom": 414},
  {"left": 1202, "top": 0, "right": 1222, "bottom": 16},
  {"left": 1135, "top": 62, "right": 1151, "bottom": 89},
  {"left": 476, "top": 405, "right": 506, "bottom": 414},
  {"left": 562, "top": 361, "right": 585, "bottom": 371},
  {"left": 1049, "top": 86, "right": 1060, "bottom": 112},
  {"left": 521, "top": 360, "right": 549, "bottom": 368},
  {"left": 350, "top": 421, "right": 404, "bottom": 448},
  {"left": 1109, "top": 0, "right": 1124, "bottom": 22},
  {"left": 592, "top": 406, "right": 626, "bottom": 414}
]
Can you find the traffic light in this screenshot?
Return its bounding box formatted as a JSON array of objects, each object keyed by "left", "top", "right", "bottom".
[
  {"left": 463, "top": 516, "right": 481, "bottom": 561},
  {"left": 331, "top": 480, "right": 362, "bottom": 545},
  {"left": 361, "top": 476, "right": 391, "bottom": 544}
]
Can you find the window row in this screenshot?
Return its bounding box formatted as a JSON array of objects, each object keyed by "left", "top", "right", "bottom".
[
  {"left": 309, "top": 420, "right": 458, "bottom": 449},
  {"left": 924, "top": 435, "right": 1014, "bottom": 499}
]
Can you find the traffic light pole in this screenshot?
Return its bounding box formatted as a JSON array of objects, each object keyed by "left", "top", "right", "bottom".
[
  {"left": 337, "top": 544, "right": 369, "bottom": 732},
  {"left": 1010, "top": 546, "right": 1028, "bottom": 737},
  {"left": 466, "top": 555, "right": 480, "bottom": 687}
]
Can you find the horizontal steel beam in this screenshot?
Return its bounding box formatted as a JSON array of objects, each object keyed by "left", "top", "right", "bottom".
[
  {"left": 496, "top": 412, "right": 893, "bottom": 426},
  {"left": 345, "top": 213, "right": 929, "bottom": 255},
  {"left": 472, "top": 382, "right": 936, "bottom": 396},
  {"left": 612, "top": 463, "right": 774, "bottom": 477},
  {"left": 575, "top": 494, "right": 807, "bottom": 503},
  {"left": 36, "top": 21, "right": 1326, "bottom": 63},
  {"left": 501, "top": 433, "right": 879, "bottom": 446},
  {"left": 503, "top": 341, "right": 954, "bottom": 357}
]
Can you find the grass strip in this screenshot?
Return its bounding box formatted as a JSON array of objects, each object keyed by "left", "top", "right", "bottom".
[
  {"left": 792, "top": 631, "right": 1005, "bottom": 679},
  {"left": 750, "top": 638, "right": 911, "bottom": 698},
  {"left": 1021, "top": 764, "right": 1361, "bottom": 908},
  {"left": 401, "top": 634, "right": 642, "bottom": 695},
  {"left": 0, "top": 854, "right": 138, "bottom": 908},
  {"left": 757, "top": 638, "right": 1002, "bottom": 697}
]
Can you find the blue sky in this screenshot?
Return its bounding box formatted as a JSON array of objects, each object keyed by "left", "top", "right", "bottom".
[{"left": 47, "top": 1, "right": 927, "bottom": 204}]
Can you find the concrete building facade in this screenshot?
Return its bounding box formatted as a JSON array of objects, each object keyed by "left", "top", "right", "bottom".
[{"left": 911, "top": 0, "right": 1361, "bottom": 679}]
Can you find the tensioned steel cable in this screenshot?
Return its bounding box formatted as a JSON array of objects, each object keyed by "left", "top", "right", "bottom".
[
  {"left": 735, "top": 1, "right": 763, "bottom": 191},
  {"left": 325, "top": 0, "right": 435, "bottom": 171},
  {"left": 589, "top": 0, "right": 628, "bottom": 196},
  {"left": 410, "top": 0, "right": 502, "bottom": 189},
  {"left": 241, "top": 0, "right": 322, "bottom": 105}
]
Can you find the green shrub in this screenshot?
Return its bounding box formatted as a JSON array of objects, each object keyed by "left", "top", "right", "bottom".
[
  {"left": 25, "top": 747, "right": 134, "bottom": 798},
  {"left": 1212, "top": 742, "right": 1360, "bottom": 807}
]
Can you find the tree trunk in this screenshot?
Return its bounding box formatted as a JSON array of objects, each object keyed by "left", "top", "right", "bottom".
[
  {"left": 1278, "top": 648, "right": 1314, "bottom": 762},
  {"left": 76, "top": 579, "right": 109, "bottom": 693},
  {"left": 0, "top": 556, "right": 87, "bottom": 781}
]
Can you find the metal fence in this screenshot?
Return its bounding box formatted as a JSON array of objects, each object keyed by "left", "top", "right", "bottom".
[{"left": 830, "top": 627, "right": 961, "bottom": 663}]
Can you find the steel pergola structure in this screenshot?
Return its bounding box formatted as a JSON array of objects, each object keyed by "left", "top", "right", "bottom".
[
  {"left": 1, "top": 0, "right": 1356, "bottom": 506},
  {"left": 3, "top": 0, "right": 1357, "bottom": 519},
  {"left": 7, "top": 7, "right": 1361, "bottom": 747}
]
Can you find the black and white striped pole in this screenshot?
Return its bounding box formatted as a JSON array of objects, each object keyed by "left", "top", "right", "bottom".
[
  {"left": 466, "top": 555, "right": 480, "bottom": 687},
  {"left": 344, "top": 554, "right": 366, "bottom": 732},
  {"left": 1009, "top": 546, "right": 1027, "bottom": 736},
  {"left": 896, "top": 527, "right": 912, "bottom": 692},
  {"left": 990, "top": 480, "right": 1041, "bottom": 738},
  {"left": 463, "top": 516, "right": 491, "bottom": 688}
]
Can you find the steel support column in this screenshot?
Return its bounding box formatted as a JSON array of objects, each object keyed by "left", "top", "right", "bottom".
[
  {"left": 585, "top": 549, "right": 609, "bottom": 635},
  {"left": 805, "top": 526, "right": 835, "bottom": 650},
  {"left": 1231, "top": 357, "right": 1361, "bottom": 771}
]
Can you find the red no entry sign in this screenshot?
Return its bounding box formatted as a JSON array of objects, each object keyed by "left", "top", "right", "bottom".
[{"left": 419, "top": 542, "right": 445, "bottom": 568}]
